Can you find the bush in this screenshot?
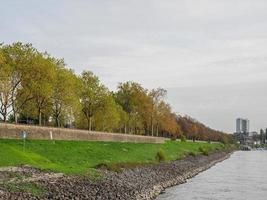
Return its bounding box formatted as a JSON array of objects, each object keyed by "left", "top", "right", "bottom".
[
  {"left": 221, "top": 136, "right": 229, "bottom": 145},
  {"left": 155, "top": 149, "right": 166, "bottom": 162},
  {"left": 181, "top": 135, "right": 187, "bottom": 142},
  {"left": 188, "top": 151, "right": 197, "bottom": 157},
  {"left": 199, "top": 146, "right": 209, "bottom": 156}
]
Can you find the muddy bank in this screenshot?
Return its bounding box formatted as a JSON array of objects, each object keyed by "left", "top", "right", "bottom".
[{"left": 0, "top": 150, "right": 232, "bottom": 200}]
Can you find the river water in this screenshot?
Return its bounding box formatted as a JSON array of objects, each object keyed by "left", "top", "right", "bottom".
[{"left": 157, "top": 151, "right": 267, "bottom": 200}]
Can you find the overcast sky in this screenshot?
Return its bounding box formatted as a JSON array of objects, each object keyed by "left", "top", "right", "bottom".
[{"left": 1, "top": 0, "right": 267, "bottom": 133}]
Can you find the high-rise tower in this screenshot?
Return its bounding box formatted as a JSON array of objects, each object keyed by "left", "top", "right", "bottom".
[{"left": 236, "top": 118, "right": 249, "bottom": 135}]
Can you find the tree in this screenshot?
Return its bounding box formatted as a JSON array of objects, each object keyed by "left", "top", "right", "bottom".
[
  {"left": 176, "top": 115, "right": 231, "bottom": 142},
  {"left": 0, "top": 50, "right": 12, "bottom": 121},
  {"left": 157, "top": 102, "right": 177, "bottom": 137},
  {"left": 1, "top": 41, "right": 233, "bottom": 142},
  {"left": 115, "top": 82, "right": 150, "bottom": 134},
  {"left": 93, "top": 94, "right": 121, "bottom": 132},
  {"left": 191, "top": 124, "right": 198, "bottom": 142},
  {"left": 24, "top": 53, "right": 56, "bottom": 125},
  {"left": 51, "top": 62, "right": 79, "bottom": 127},
  {"left": 117, "top": 104, "right": 129, "bottom": 133},
  {"left": 1, "top": 43, "right": 37, "bottom": 123},
  {"left": 80, "top": 71, "right": 107, "bottom": 131},
  {"left": 149, "top": 88, "right": 167, "bottom": 136}
]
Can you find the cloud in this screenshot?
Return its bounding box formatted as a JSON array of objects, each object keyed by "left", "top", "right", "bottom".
[
  {"left": 1, "top": 0, "right": 267, "bottom": 132},
  {"left": 167, "top": 81, "right": 267, "bottom": 133}
]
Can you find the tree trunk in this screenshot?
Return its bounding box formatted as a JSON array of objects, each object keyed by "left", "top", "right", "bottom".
[
  {"left": 12, "top": 107, "right": 18, "bottom": 123},
  {"left": 14, "top": 112, "right": 18, "bottom": 123},
  {"left": 156, "top": 124, "right": 159, "bottom": 137},
  {"left": 3, "top": 114, "right": 7, "bottom": 122},
  {"left": 56, "top": 116, "right": 60, "bottom": 127},
  {"left": 89, "top": 117, "right": 92, "bottom": 131},
  {"left": 38, "top": 109, "right": 42, "bottom": 126},
  {"left": 86, "top": 117, "right": 90, "bottom": 130},
  {"left": 150, "top": 115, "right": 154, "bottom": 136},
  {"left": 1, "top": 104, "right": 7, "bottom": 122}
]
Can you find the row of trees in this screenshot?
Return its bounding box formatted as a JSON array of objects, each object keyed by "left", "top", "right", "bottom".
[
  {"left": 0, "top": 42, "right": 232, "bottom": 142},
  {"left": 177, "top": 116, "right": 233, "bottom": 143}
]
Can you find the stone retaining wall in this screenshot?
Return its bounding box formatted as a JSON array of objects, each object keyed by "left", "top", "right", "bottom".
[{"left": 0, "top": 123, "right": 165, "bottom": 143}]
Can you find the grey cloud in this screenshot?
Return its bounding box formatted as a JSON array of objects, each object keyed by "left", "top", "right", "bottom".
[{"left": 1, "top": 0, "right": 267, "bottom": 132}]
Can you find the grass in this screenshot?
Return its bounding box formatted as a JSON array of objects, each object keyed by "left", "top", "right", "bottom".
[
  {"left": 0, "top": 139, "right": 225, "bottom": 175},
  {"left": 0, "top": 182, "right": 45, "bottom": 196}
]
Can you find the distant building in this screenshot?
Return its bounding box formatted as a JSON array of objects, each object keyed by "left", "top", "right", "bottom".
[
  {"left": 234, "top": 118, "right": 250, "bottom": 145},
  {"left": 236, "top": 118, "right": 249, "bottom": 135},
  {"left": 249, "top": 131, "right": 257, "bottom": 137}
]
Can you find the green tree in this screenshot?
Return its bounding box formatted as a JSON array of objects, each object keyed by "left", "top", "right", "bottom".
[
  {"left": 23, "top": 53, "right": 56, "bottom": 125},
  {"left": 93, "top": 94, "right": 120, "bottom": 132},
  {"left": 80, "top": 71, "right": 107, "bottom": 131},
  {"left": 116, "top": 82, "right": 150, "bottom": 134},
  {"left": 1, "top": 42, "right": 37, "bottom": 123},
  {"left": 51, "top": 61, "right": 79, "bottom": 127},
  {"left": 0, "top": 50, "right": 12, "bottom": 122},
  {"left": 117, "top": 104, "right": 129, "bottom": 133}
]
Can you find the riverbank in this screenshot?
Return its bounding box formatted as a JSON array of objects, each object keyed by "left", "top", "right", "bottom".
[
  {"left": 0, "top": 139, "right": 224, "bottom": 174},
  {"left": 0, "top": 148, "right": 233, "bottom": 199}
]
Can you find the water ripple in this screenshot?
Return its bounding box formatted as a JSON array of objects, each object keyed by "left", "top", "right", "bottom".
[{"left": 157, "top": 151, "right": 267, "bottom": 200}]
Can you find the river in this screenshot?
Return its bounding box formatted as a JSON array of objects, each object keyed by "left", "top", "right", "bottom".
[{"left": 157, "top": 151, "right": 267, "bottom": 200}]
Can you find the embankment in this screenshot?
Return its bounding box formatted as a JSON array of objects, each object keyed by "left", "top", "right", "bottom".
[
  {"left": 0, "top": 122, "right": 165, "bottom": 143},
  {"left": 0, "top": 150, "right": 233, "bottom": 200}
]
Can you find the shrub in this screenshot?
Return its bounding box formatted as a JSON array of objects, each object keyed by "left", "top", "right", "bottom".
[
  {"left": 222, "top": 136, "right": 229, "bottom": 145},
  {"left": 188, "top": 151, "right": 197, "bottom": 157},
  {"left": 181, "top": 135, "right": 187, "bottom": 142},
  {"left": 155, "top": 149, "right": 166, "bottom": 162},
  {"left": 199, "top": 146, "right": 209, "bottom": 156}
]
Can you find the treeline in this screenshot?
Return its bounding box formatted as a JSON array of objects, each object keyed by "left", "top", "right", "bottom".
[
  {"left": 177, "top": 115, "right": 233, "bottom": 143},
  {"left": 0, "top": 42, "right": 232, "bottom": 142}
]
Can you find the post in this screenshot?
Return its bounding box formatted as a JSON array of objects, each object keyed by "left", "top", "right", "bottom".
[{"left": 21, "top": 131, "right": 28, "bottom": 152}]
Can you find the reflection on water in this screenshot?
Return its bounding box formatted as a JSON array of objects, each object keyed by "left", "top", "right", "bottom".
[{"left": 157, "top": 151, "right": 267, "bottom": 200}]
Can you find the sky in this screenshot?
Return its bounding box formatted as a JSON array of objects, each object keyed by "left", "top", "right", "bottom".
[{"left": 1, "top": 0, "right": 267, "bottom": 133}]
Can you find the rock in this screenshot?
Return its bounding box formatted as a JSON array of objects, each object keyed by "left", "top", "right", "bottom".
[{"left": 0, "top": 151, "right": 232, "bottom": 200}]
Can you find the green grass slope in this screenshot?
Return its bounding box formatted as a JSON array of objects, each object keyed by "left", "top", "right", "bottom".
[{"left": 0, "top": 139, "right": 224, "bottom": 174}]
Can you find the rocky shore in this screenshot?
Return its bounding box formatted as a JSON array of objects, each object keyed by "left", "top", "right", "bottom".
[{"left": 0, "top": 150, "right": 232, "bottom": 200}]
